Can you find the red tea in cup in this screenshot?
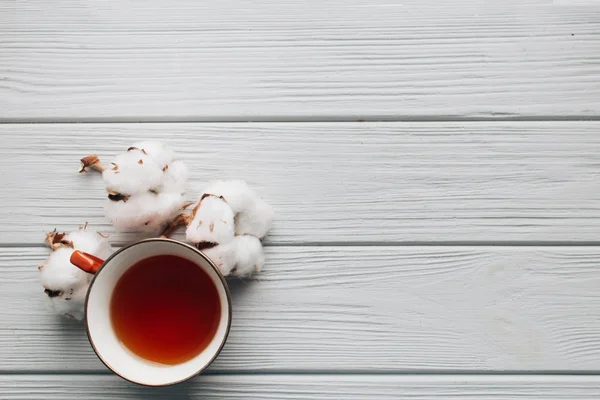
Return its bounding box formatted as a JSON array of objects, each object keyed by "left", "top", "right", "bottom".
[{"left": 110, "top": 255, "right": 222, "bottom": 365}]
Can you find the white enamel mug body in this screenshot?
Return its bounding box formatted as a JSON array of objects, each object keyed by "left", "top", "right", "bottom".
[{"left": 70, "top": 238, "right": 232, "bottom": 386}]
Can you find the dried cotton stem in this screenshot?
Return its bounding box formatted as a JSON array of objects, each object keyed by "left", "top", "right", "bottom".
[
  {"left": 160, "top": 213, "right": 191, "bottom": 238},
  {"left": 45, "top": 229, "right": 74, "bottom": 251},
  {"left": 79, "top": 154, "right": 105, "bottom": 173}
]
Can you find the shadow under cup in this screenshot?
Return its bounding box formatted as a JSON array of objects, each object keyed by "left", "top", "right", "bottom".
[{"left": 85, "top": 239, "right": 232, "bottom": 386}]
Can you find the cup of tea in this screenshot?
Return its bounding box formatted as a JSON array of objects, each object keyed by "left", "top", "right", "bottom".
[{"left": 70, "top": 238, "right": 232, "bottom": 386}]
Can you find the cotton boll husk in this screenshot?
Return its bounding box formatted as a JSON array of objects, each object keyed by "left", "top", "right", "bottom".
[
  {"left": 161, "top": 160, "right": 188, "bottom": 193},
  {"left": 204, "top": 180, "right": 274, "bottom": 238},
  {"left": 186, "top": 196, "right": 234, "bottom": 246},
  {"left": 39, "top": 248, "right": 92, "bottom": 320},
  {"left": 203, "top": 235, "right": 264, "bottom": 277},
  {"left": 64, "top": 230, "right": 114, "bottom": 259},
  {"left": 132, "top": 141, "right": 176, "bottom": 169},
  {"left": 106, "top": 191, "right": 185, "bottom": 233},
  {"left": 102, "top": 150, "right": 163, "bottom": 195}
]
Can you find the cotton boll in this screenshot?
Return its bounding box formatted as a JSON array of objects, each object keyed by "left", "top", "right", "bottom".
[
  {"left": 203, "top": 241, "right": 238, "bottom": 276},
  {"left": 106, "top": 191, "right": 185, "bottom": 233},
  {"left": 39, "top": 248, "right": 92, "bottom": 320},
  {"left": 132, "top": 141, "right": 176, "bottom": 169},
  {"left": 42, "top": 284, "right": 89, "bottom": 321},
  {"left": 80, "top": 142, "right": 189, "bottom": 235},
  {"left": 39, "top": 227, "right": 113, "bottom": 320},
  {"left": 229, "top": 235, "right": 265, "bottom": 277},
  {"left": 203, "top": 235, "right": 264, "bottom": 277},
  {"left": 186, "top": 195, "right": 234, "bottom": 246},
  {"left": 234, "top": 197, "right": 274, "bottom": 239},
  {"left": 40, "top": 248, "right": 91, "bottom": 292},
  {"left": 204, "top": 180, "right": 274, "bottom": 238},
  {"left": 100, "top": 142, "right": 188, "bottom": 233},
  {"left": 102, "top": 150, "right": 163, "bottom": 195},
  {"left": 204, "top": 180, "right": 255, "bottom": 214},
  {"left": 162, "top": 160, "right": 188, "bottom": 193},
  {"left": 105, "top": 194, "right": 155, "bottom": 232}
]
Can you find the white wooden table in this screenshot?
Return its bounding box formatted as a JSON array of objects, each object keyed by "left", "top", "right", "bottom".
[{"left": 2, "top": 1, "right": 600, "bottom": 398}]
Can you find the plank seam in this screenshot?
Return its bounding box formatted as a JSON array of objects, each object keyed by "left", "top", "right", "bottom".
[
  {"left": 3, "top": 370, "right": 600, "bottom": 376},
  {"left": 6, "top": 241, "right": 600, "bottom": 248},
  {"left": 2, "top": 116, "right": 600, "bottom": 124}
]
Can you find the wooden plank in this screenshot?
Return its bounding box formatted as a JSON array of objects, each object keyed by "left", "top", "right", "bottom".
[
  {"left": 2, "top": 375, "right": 600, "bottom": 399},
  {"left": 1, "top": 122, "right": 600, "bottom": 244},
  {"left": 1, "top": 0, "right": 599, "bottom": 120},
  {"left": 3, "top": 246, "right": 600, "bottom": 372}
]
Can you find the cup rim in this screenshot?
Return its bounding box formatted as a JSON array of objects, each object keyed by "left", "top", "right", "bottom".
[{"left": 84, "top": 237, "right": 233, "bottom": 387}]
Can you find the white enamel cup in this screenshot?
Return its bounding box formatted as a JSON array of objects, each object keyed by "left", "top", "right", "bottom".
[{"left": 70, "top": 238, "right": 232, "bottom": 386}]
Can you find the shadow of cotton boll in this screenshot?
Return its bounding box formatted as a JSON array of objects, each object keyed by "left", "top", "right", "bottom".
[
  {"left": 55, "top": 313, "right": 87, "bottom": 332},
  {"left": 226, "top": 276, "right": 258, "bottom": 306}
]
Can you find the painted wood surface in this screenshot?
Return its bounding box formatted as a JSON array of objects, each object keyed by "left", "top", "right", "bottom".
[
  {"left": 4, "top": 246, "right": 600, "bottom": 372},
  {"left": 3, "top": 0, "right": 600, "bottom": 396},
  {"left": 2, "top": 0, "right": 600, "bottom": 120},
  {"left": 1, "top": 121, "right": 599, "bottom": 245},
  {"left": 3, "top": 375, "right": 600, "bottom": 399}
]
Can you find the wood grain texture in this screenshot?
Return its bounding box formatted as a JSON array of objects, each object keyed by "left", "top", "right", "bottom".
[
  {"left": 4, "top": 246, "right": 600, "bottom": 372},
  {"left": 1, "top": 122, "right": 599, "bottom": 244},
  {"left": 3, "top": 375, "right": 600, "bottom": 399},
  {"left": 1, "top": 0, "right": 599, "bottom": 120}
]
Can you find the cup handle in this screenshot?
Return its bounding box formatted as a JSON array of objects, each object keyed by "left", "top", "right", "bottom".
[{"left": 70, "top": 250, "right": 105, "bottom": 274}]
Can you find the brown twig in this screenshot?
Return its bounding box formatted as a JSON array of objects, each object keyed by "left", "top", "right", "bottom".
[
  {"left": 160, "top": 213, "right": 191, "bottom": 238},
  {"left": 79, "top": 155, "right": 104, "bottom": 173},
  {"left": 181, "top": 201, "right": 195, "bottom": 210}
]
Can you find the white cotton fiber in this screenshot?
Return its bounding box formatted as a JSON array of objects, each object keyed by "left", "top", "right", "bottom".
[
  {"left": 228, "top": 235, "right": 265, "bottom": 277},
  {"left": 202, "top": 241, "right": 237, "bottom": 276},
  {"left": 106, "top": 191, "right": 185, "bottom": 234},
  {"left": 131, "top": 141, "right": 176, "bottom": 169},
  {"left": 102, "top": 150, "right": 163, "bottom": 195},
  {"left": 39, "top": 248, "right": 92, "bottom": 294},
  {"left": 203, "top": 235, "right": 265, "bottom": 277},
  {"left": 186, "top": 195, "right": 235, "bottom": 246},
  {"left": 99, "top": 142, "right": 188, "bottom": 233},
  {"left": 161, "top": 160, "right": 188, "bottom": 193},
  {"left": 39, "top": 229, "right": 114, "bottom": 320},
  {"left": 203, "top": 180, "right": 274, "bottom": 239},
  {"left": 42, "top": 282, "right": 89, "bottom": 321},
  {"left": 234, "top": 196, "right": 274, "bottom": 239}
]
